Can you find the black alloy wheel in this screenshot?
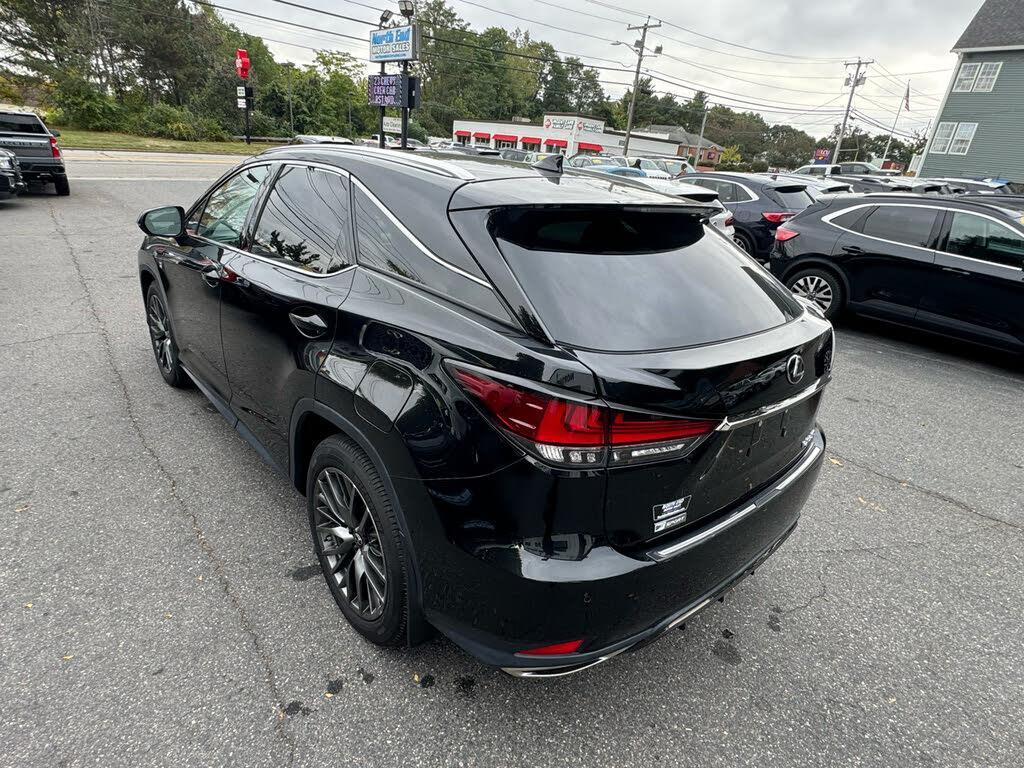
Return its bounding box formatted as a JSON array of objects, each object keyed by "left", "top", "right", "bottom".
[
  {"left": 145, "top": 284, "right": 188, "bottom": 387},
  {"left": 307, "top": 436, "right": 408, "bottom": 646},
  {"left": 313, "top": 467, "right": 388, "bottom": 620}
]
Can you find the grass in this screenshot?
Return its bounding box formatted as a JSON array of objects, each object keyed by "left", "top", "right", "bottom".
[{"left": 54, "top": 128, "right": 284, "bottom": 155}]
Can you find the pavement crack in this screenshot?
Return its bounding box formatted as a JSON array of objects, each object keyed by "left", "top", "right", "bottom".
[
  {"left": 48, "top": 203, "right": 297, "bottom": 765},
  {"left": 782, "top": 569, "right": 829, "bottom": 616},
  {"left": 0, "top": 330, "right": 99, "bottom": 348},
  {"left": 828, "top": 450, "right": 1023, "bottom": 534}
]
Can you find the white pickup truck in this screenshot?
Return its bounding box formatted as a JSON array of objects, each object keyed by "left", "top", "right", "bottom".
[{"left": 0, "top": 109, "right": 69, "bottom": 196}]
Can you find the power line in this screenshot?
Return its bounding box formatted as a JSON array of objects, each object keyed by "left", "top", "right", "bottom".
[{"left": 583, "top": 0, "right": 851, "bottom": 62}]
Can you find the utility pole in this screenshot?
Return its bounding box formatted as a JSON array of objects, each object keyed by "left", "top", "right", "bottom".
[
  {"left": 621, "top": 17, "right": 662, "bottom": 156},
  {"left": 834, "top": 57, "right": 873, "bottom": 163},
  {"left": 694, "top": 107, "right": 708, "bottom": 169}
]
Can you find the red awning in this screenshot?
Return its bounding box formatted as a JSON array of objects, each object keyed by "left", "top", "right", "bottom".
[
  {"left": 473, "top": 132, "right": 491, "bottom": 139},
  {"left": 454, "top": 130, "right": 470, "bottom": 137},
  {"left": 577, "top": 142, "right": 603, "bottom": 152},
  {"left": 521, "top": 136, "right": 541, "bottom": 144},
  {"left": 493, "top": 134, "right": 517, "bottom": 142},
  {"left": 545, "top": 138, "right": 568, "bottom": 147}
]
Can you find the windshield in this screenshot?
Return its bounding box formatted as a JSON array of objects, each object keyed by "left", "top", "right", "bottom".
[{"left": 489, "top": 207, "right": 801, "bottom": 352}]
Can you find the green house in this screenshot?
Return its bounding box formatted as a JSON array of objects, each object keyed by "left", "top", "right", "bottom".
[{"left": 920, "top": 0, "right": 1024, "bottom": 183}]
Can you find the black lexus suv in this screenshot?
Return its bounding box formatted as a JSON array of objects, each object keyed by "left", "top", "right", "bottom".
[
  {"left": 136, "top": 147, "right": 831, "bottom": 676},
  {"left": 771, "top": 192, "right": 1024, "bottom": 353}
]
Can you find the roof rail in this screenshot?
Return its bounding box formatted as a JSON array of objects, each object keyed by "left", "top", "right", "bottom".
[{"left": 259, "top": 144, "right": 477, "bottom": 181}]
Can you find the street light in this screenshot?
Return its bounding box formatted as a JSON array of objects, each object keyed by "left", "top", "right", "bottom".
[
  {"left": 379, "top": 9, "right": 393, "bottom": 25},
  {"left": 398, "top": 0, "right": 415, "bottom": 17}
]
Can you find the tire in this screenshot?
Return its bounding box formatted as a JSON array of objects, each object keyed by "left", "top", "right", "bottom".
[
  {"left": 144, "top": 284, "right": 189, "bottom": 388},
  {"left": 54, "top": 176, "right": 70, "bottom": 196},
  {"left": 733, "top": 230, "right": 756, "bottom": 258},
  {"left": 307, "top": 436, "right": 409, "bottom": 647},
  {"left": 786, "top": 267, "right": 845, "bottom": 320}
]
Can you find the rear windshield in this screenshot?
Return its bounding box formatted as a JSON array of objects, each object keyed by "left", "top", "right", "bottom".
[
  {"left": 0, "top": 114, "right": 47, "bottom": 134},
  {"left": 768, "top": 185, "right": 814, "bottom": 210},
  {"left": 489, "top": 207, "right": 801, "bottom": 352}
]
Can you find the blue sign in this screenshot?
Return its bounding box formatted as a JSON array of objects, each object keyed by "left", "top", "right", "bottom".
[{"left": 369, "top": 25, "right": 419, "bottom": 62}]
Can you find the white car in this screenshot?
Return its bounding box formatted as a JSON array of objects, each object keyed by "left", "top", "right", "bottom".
[{"left": 629, "top": 177, "right": 734, "bottom": 237}]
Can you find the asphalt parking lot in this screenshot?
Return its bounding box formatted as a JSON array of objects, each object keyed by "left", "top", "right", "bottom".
[{"left": 1, "top": 151, "right": 1022, "bottom": 768}]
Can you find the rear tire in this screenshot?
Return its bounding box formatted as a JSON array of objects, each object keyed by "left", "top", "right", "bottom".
[
  {"left": 144, "top": 284, "right": 189, "bottom": 388},
  {"left": 733, "top": 230, "right": 756, "bottom": 258},
  {"left": 307, "top": 436, "right": 409, "bottom": 647},
  {"left": 787, "top": 267, "right": 845, "bottom": 320},
  {"left": 54, "top": 176, "right": 70, "bottom": 196}
]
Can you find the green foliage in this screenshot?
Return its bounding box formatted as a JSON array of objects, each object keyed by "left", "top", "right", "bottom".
[
  {"left": 720, "top": 145, "right": 743, "bottom": 165},
  {"left": 53, "top": 77, "right": 123, "bottom": 131},
  {"left": 407, "top": 119, "right": 428, "bottom": 143}
]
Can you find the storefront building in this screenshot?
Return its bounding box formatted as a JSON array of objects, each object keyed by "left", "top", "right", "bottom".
[{"left": 451, "top": 113, "right": 685, "bottom": 158}]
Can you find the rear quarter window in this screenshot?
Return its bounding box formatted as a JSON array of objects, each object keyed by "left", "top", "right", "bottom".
[{"left": 489, "top": 207, "right": 801, "bottom": 352}]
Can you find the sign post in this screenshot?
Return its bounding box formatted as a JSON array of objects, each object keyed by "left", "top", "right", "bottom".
[
  {"left": 369, "top": 22, "right": 420, "bottom": 150},
  {"left": 235, "top": 49, "right": 252, "bottom": 145}
]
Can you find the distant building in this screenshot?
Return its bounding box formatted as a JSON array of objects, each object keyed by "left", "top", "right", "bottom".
[
  {"left": 635, "top": 124, "right": 725, "bottom": 165},
  {"left": 450, "top": 113, "right": 687, "bottom": 157},
  {"left": 920, "top": 0, "right": 1024, "bottom": 182}
]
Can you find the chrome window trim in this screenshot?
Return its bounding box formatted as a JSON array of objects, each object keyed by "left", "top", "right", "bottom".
[
  {"left": 350, "top": 175, "right": 492, "bottom": 289},
  {"left": 821, "top": 202, "right": 944, "bottom": 255},
  {"left": 823, "top": 202, "right": 1024, "bottom": 271}
]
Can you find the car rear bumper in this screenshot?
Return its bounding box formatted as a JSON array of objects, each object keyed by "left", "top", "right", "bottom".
[
  {"left": 18, "top": 158, "right": 65, "bottom": 180},
  {"left": 425, "top": 427, "right": 825, "bottom": 675}
]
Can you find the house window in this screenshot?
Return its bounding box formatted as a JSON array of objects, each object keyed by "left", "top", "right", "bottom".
[
  {"left": 974, "top": 62, "right": 1002, "bottom": 92},
  {"left": 953, "top": 62, "right": 980, "bottom": 92},
  {"left": 948, "top": 122, "right": 978, "bottom": 155},
  {"left": 495, "top": 140, "right": 515, "bottom": 149},
  {"left": 930, "top": 122, "right": 957, "bottom": 154}
]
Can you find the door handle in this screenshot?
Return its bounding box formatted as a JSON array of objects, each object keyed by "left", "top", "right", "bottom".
[
  {"left": 841, "top": 245, "right": 863, "bottom": 254},
  {"left": 942, "top": 266, "right": 970, "bottom": 276},
  {"left": 201, "top": 265, "right": 220, "bottom": 287},
  {"left": 289, "top": 311, "right": 328, "bottom": 338}
]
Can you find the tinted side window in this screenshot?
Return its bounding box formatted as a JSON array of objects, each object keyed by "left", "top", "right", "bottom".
[
  {"left": 860, "top": 206, "right": 938, "bottom": 248},
  {"left": 831, "top": 207, "right": 869, "bottom": 232},
  {"left": 251, "top": 165, "right": 352, "bottom": 274},
  {"left": 946, "top": 213, "right": 1024, "bottom": 268},
  {"left": 352, "top": 182, "right": 511, "bottom": 322},
  {"left": 196, "top": 165, "right": 269, "bottom": 247},
  {"left": 694, "top": 179, "right": 735, "bottom": 203}
]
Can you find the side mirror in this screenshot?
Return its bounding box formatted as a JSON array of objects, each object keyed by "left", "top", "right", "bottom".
[{"left": 138, "top": 206, "right": 185, "bottom": 237}]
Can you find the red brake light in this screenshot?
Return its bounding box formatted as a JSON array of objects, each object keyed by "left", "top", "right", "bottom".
[
  {"left": 518, "top": 639, "right": 584, "bottom": 656},
  {"left": 762, "top": 212, "right": 795, "bottom": 224},
  {"left": 49, "top": 136, "right": 61, "bottom": 158},
  {"left": 450, "top": 367, "right": 718, "bottom": 466},
  {"left": 451, "top": 369, "right": 604, "bottom": 446},
  {"left": 775, "top": 226, "right": 799, "bottom": 242}
]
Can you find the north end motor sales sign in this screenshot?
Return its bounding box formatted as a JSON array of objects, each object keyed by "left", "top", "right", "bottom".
[{"left": 369, "top": 25, "right": 419, "bottom": 62}]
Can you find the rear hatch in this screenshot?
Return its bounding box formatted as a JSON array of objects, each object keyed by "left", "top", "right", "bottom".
[
  {"left": 0, "top": 113, "right": 53, "bottom": 161},
  {"left": 763, "top": 182, "right": 816, "bottom": 215},
  {"left": 483, "top": 203, "right": 833, "bottom": 548}
]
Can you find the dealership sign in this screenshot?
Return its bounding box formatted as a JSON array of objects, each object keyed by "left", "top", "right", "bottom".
[
  {"left": 382, "top": 116, "right": 402, "bottom": 133},
  {"left": 369, "top": 25, "right": 419, "bottom": 62},
  {"left": 543, "top": 115, "right": 605, "bottom": 133},
  {"left": 369, "top": 74, "right": 405, "bottom": 107}
]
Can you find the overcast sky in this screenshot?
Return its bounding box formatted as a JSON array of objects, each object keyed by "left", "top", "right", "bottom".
[{"left": 228, "top": 0, "right": 985, "bottom": 137}]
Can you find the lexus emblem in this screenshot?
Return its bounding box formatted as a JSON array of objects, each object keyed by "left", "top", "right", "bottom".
[{"left": 786, "top": 354, "right": 805, "bottom": 385}]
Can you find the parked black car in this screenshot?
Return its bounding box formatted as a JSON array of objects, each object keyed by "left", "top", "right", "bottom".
[
  {"left": 0, "top": 109, "right": 69, "bottom": 195},
  {"left": 0, "top": 148, "right": 25, "bottom": 200},
  {"left": 136, "top": 147, "right": 831, "bottom": 676},
  {"left": 688, "top": 172, "right": 816, "bottom": 261},
  {"left": 771, "top": 192, "right": 1024, "bottom": 352}
]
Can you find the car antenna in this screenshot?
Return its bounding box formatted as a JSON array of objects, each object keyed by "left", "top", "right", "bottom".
[{"left": 532, "top": 154, "right": 563, "bottom": 174}]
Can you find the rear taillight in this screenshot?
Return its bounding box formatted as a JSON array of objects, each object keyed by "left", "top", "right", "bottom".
[
  {"left": 762, "top": 212, "right": 795, "bottom": 224},
  {"left": 450, "top": 366, "right": 718, "bottom": 467},
  {"left": 49, "top": 136, "right": 61, "bottom": 158},
  {"left": 775, "top": 226, "right": 799, "bottom": 242}
]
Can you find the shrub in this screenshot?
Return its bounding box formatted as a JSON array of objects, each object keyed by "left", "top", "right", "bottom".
[
  {"left": 126, "top": 102, "right": 230, "bottom": 141},
  {"left": 53, "top": 78, "right": 123, "bottom": 131}
]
